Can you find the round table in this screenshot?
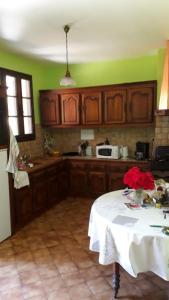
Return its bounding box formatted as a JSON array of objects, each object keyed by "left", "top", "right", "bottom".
[{"left": 88, "top": 190, "right": 169, "bottom": 298}]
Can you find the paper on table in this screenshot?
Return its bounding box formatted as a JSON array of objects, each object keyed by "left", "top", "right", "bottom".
[{"left": 112, "top": 215, "right": 138, "bottom": 226}]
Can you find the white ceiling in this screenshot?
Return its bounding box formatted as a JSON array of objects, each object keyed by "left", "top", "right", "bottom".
[{"left": 0, "top": 0, "right": 169, "bottom": 64}]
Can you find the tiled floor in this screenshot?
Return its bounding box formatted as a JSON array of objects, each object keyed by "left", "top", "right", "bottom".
[{"left": 0, "top": 197, "right": 169, "bottom": 300}]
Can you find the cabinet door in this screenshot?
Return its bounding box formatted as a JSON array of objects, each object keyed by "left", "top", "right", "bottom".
[
  {"left": 14, "top": 186, "right": 33, "bottom": 228},
  {"left": 32, "top": 171, "right": 47, "bottom": 215},
  {"left": 47, "top": 175, "right": 59, "bottom": 207},
  {"left": 58, "top": 170, "right": 68, "bottom": 199},
  {"left": 61, "top": 93, "right": 80, "bottom": 125},
  {"left": 70, "top": 169, "right": 88, "bottom": 196},
  {"left": 40, "top": 91, "right": 60, "bottom": 126},
  {"left": 88, "top": 171, "right": 107, "bottom": 197},
  {"left": 82, "top": 92, "right": 102, "bottom": 124},
  {"left": 127, "top": 86, "right": 154, "bottom": 123},
  {"left": 104, "top": 89, "right": 126, "bottom": 124},
  {"left": 108, "top": 172, "right": 125, "bottom": 192}
]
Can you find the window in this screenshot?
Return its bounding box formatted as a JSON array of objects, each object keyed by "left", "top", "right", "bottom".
[{"left": 0, "top": 68, "right": 35, "bottom": 141}]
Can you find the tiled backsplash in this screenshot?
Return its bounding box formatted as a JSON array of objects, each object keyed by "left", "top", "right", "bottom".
[
  {"left": 19, "top": 117, "right": 169, "bottom": 160},
  {"left": 19, "top": 125, "right": 44, "bottom": 158},
  {"left": 154, "top": 116, "right": 169, "bottom": 147},
  {"left": 42, "top": 126, "right": 155, "bottom": 158}
]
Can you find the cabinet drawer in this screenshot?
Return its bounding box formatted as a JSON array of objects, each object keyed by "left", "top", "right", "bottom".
[
  {"left": 69, "top": 161, "right": 88, "bottom": 170},
  {"left": 31, "top": 170, "right": 45, "bottom": 182},
  {"left": 89, "top": 162, "right": 106, "bottom": 171},
  {"left": 107, "top": 165, "right": 128, "bottom": 173}
]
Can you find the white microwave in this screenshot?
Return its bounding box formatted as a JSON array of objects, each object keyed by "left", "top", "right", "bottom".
[{"left": 96, "top": 145, "right": 120, "bottom": 159}]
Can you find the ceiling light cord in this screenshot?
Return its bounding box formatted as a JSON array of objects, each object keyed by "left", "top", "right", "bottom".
[
  {"left": 60, "top": 24, "right": 75, "bottom": 86},
  {"left": 64, "top": 25, "right": 70, "bottom": 75}
]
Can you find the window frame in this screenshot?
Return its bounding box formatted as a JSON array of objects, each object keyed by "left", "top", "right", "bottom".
[{"left": 0, "top": 67, "right": 35, "bottom": 142}]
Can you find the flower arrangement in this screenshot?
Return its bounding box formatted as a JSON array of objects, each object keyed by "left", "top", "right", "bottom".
[{"left": 123, "top": 167, "right": 155, "bottom": 190}]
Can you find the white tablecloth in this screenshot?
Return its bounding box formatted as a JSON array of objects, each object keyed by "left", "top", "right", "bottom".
[{"left": 88, "top": 190, "right": 169, "bottom": 280}]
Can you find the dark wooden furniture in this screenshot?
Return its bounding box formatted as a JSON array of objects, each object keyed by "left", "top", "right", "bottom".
[
  {"left": 12, "top": 160, "right": 67, "bottom": 231},
  {"left": 104, "top": 89, "right": 126, "bottom": 124},
  {"left": 81, "top": 91, "right": 102, "bottom": 125},
  {"left": 39, "top": 90, "right": 60, "bottom": 126},
  {"left": 68, "top": 159, "right": 149, "bottom": 198},
  {"left": 39, "top": 81, "right": 157, "bottom": 128},
  {"left": 12, "top": 157, "right": 149, "bottom": 232},
  {"left": 127, "top": 85, "right": 154, "bottom": 123},
  {"left": 61, "top": 93, "right": 80, "bottom": 125}
]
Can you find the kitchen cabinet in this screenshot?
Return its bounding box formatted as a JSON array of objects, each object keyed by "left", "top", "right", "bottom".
[
  {"left": 104, "top": 89, "right": 126, "bottom": 124},
  {"left": 108, "top": 172, "right": 125, "bottom": 191},
  {"left": 57, "top": 161, "right": 69, "bottom": 199},
  {"left": 81, "top": 92, "right": 102, "bottom": 125},
  {"left": 14, "top": 186, "right": 33, "bottom": 229},
  {"left": 69, "top": 161, "right": 88, "bottom": 196},
  {"left": 88, "top": 161, "right": 107, "bottom": 196},
  {"left": 12, "top": 158, "right": 150, "bottom": 232},
  {"left": 12, "top": 160, "right": 69, "bottom": 232},
  {"left": 39, "top": 90, "right": 60, "bottom": 126},
  {"left": 88, "top": 171, "right": 106, "bottom": 196},
  {"left": 32, "top": 170, "right": 47, "bottom": 215},
  {"left": 127, "top": 85, "right": 154, "bottom": 123},
  {"left": 47, "top": 166, "right": 59, "bottom": 208},
  {"left": 61, "top": 93, "right": 80, "bottom": 125},
  {"left": 39, "top": 81, "right": 156, "bottom": 128}
]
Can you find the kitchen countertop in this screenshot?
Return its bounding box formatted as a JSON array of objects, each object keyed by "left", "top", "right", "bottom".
[{"left": 22, "top": 155, "right": 149, "bottom": 174}]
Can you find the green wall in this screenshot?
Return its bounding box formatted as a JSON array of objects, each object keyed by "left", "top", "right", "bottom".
[
  {"left": 44, "top": 54, "right": 158, "bottom": 89},
  {"left": 0, "top": 48, "right": 50, "bottom": 123},
  {"left": 0, "top": 45, "right": 166, "bottom": 123}
]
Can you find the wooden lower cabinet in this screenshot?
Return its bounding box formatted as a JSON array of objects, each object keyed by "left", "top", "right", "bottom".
[
  {"left": 32, "top": 171, "right": 47, "bottom": 215},
  {"left": 47, "top": 166, "right": 59, "bottom": 207},
  {"left": 14, "top": 186, "right": 33, "bottom": 229},
  {"left": 108, "top": 172, "right": 125, "bottom": 191},
  {"left": 88, "top": 171, "right": 107, "bottom": 197},
  {"left": 13, "top": 161, "right": 68, "bottom": 232},
  {"left": 70, "top": 169, "right": 88, "bottom": 196},
  {"left": 13, "top": 158, "right": 150, "bottom": 232}
]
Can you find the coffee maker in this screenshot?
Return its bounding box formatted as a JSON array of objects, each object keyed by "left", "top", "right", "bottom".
[{"left": 135, "top": 141, "right": 149, "bottom": 160}]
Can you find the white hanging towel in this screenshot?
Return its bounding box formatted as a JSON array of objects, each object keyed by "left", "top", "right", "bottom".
[
  {"left": 6, "top": 127, "right": 19, "bottom": 174},
  {"left": 6, "top": 127, "right": 30, "bottom": 189},
  {"left": 14, "top": 171, "right": 30, "bottom": 189}
]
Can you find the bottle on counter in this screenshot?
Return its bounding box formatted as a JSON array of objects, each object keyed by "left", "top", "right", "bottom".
[{"left": 104, "top": 137, "right": 110, "bottom": 145}]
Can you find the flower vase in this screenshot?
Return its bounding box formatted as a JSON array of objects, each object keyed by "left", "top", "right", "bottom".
[{"left": 134, "top": 189, "right": 144, "bottom": 205}]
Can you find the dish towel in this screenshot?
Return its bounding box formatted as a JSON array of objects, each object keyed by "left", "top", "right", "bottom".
[
  {"left": 14, "top": 171, "right": 30, "bottom": 189},
  {"left": 6, "top": 127, "right": 30, "bottom": 189}
]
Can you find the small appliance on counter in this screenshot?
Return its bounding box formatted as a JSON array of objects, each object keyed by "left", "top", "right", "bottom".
[
  {"left": 96, "top": 145, "right": 120, "bottom": 159},
  {"left": 135, "top": 141, "right": 149, "bottom": 160},
  {"left": 120, "top": 146, "right": 128, "bottom": 159},
  {"left": 154, "top": 146, "right": 169, "bottom": 161}
]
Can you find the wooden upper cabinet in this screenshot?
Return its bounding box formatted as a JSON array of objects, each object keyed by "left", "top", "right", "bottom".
[
  {"left": 81, "top": 92, "right": 102, "bottom": 125},
  {"left": 40, "top": 91, "right": 60, "bottom": 126},
  {"left": 104, "top": 89, "right": 126, "bottom": 124},
  {"left": 61, "top": 93, "right": 80, "bottom": 125},
  {"left": 127, "top": 86, "right": 154, "bottom": 123},
  {"left": 39, "top": 81, "right": 156, "bottom": 127}
]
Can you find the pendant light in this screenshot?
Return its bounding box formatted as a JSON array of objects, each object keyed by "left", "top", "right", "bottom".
[{"left": 60, "top": 25, "right": 76, "bottom": 86}]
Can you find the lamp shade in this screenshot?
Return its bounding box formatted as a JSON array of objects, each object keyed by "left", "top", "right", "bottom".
[{"left": 60, "top": 70, "right": 76, "bottom": 86}]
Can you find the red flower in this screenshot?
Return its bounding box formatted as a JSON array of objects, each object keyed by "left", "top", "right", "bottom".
[{"left": 123, "top": 167, "right": 154, "bottom": 190}]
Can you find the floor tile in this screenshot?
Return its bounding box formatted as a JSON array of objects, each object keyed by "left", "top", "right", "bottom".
[{"left": 0, "top": 197, "right": 168, "bottom": 300}]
